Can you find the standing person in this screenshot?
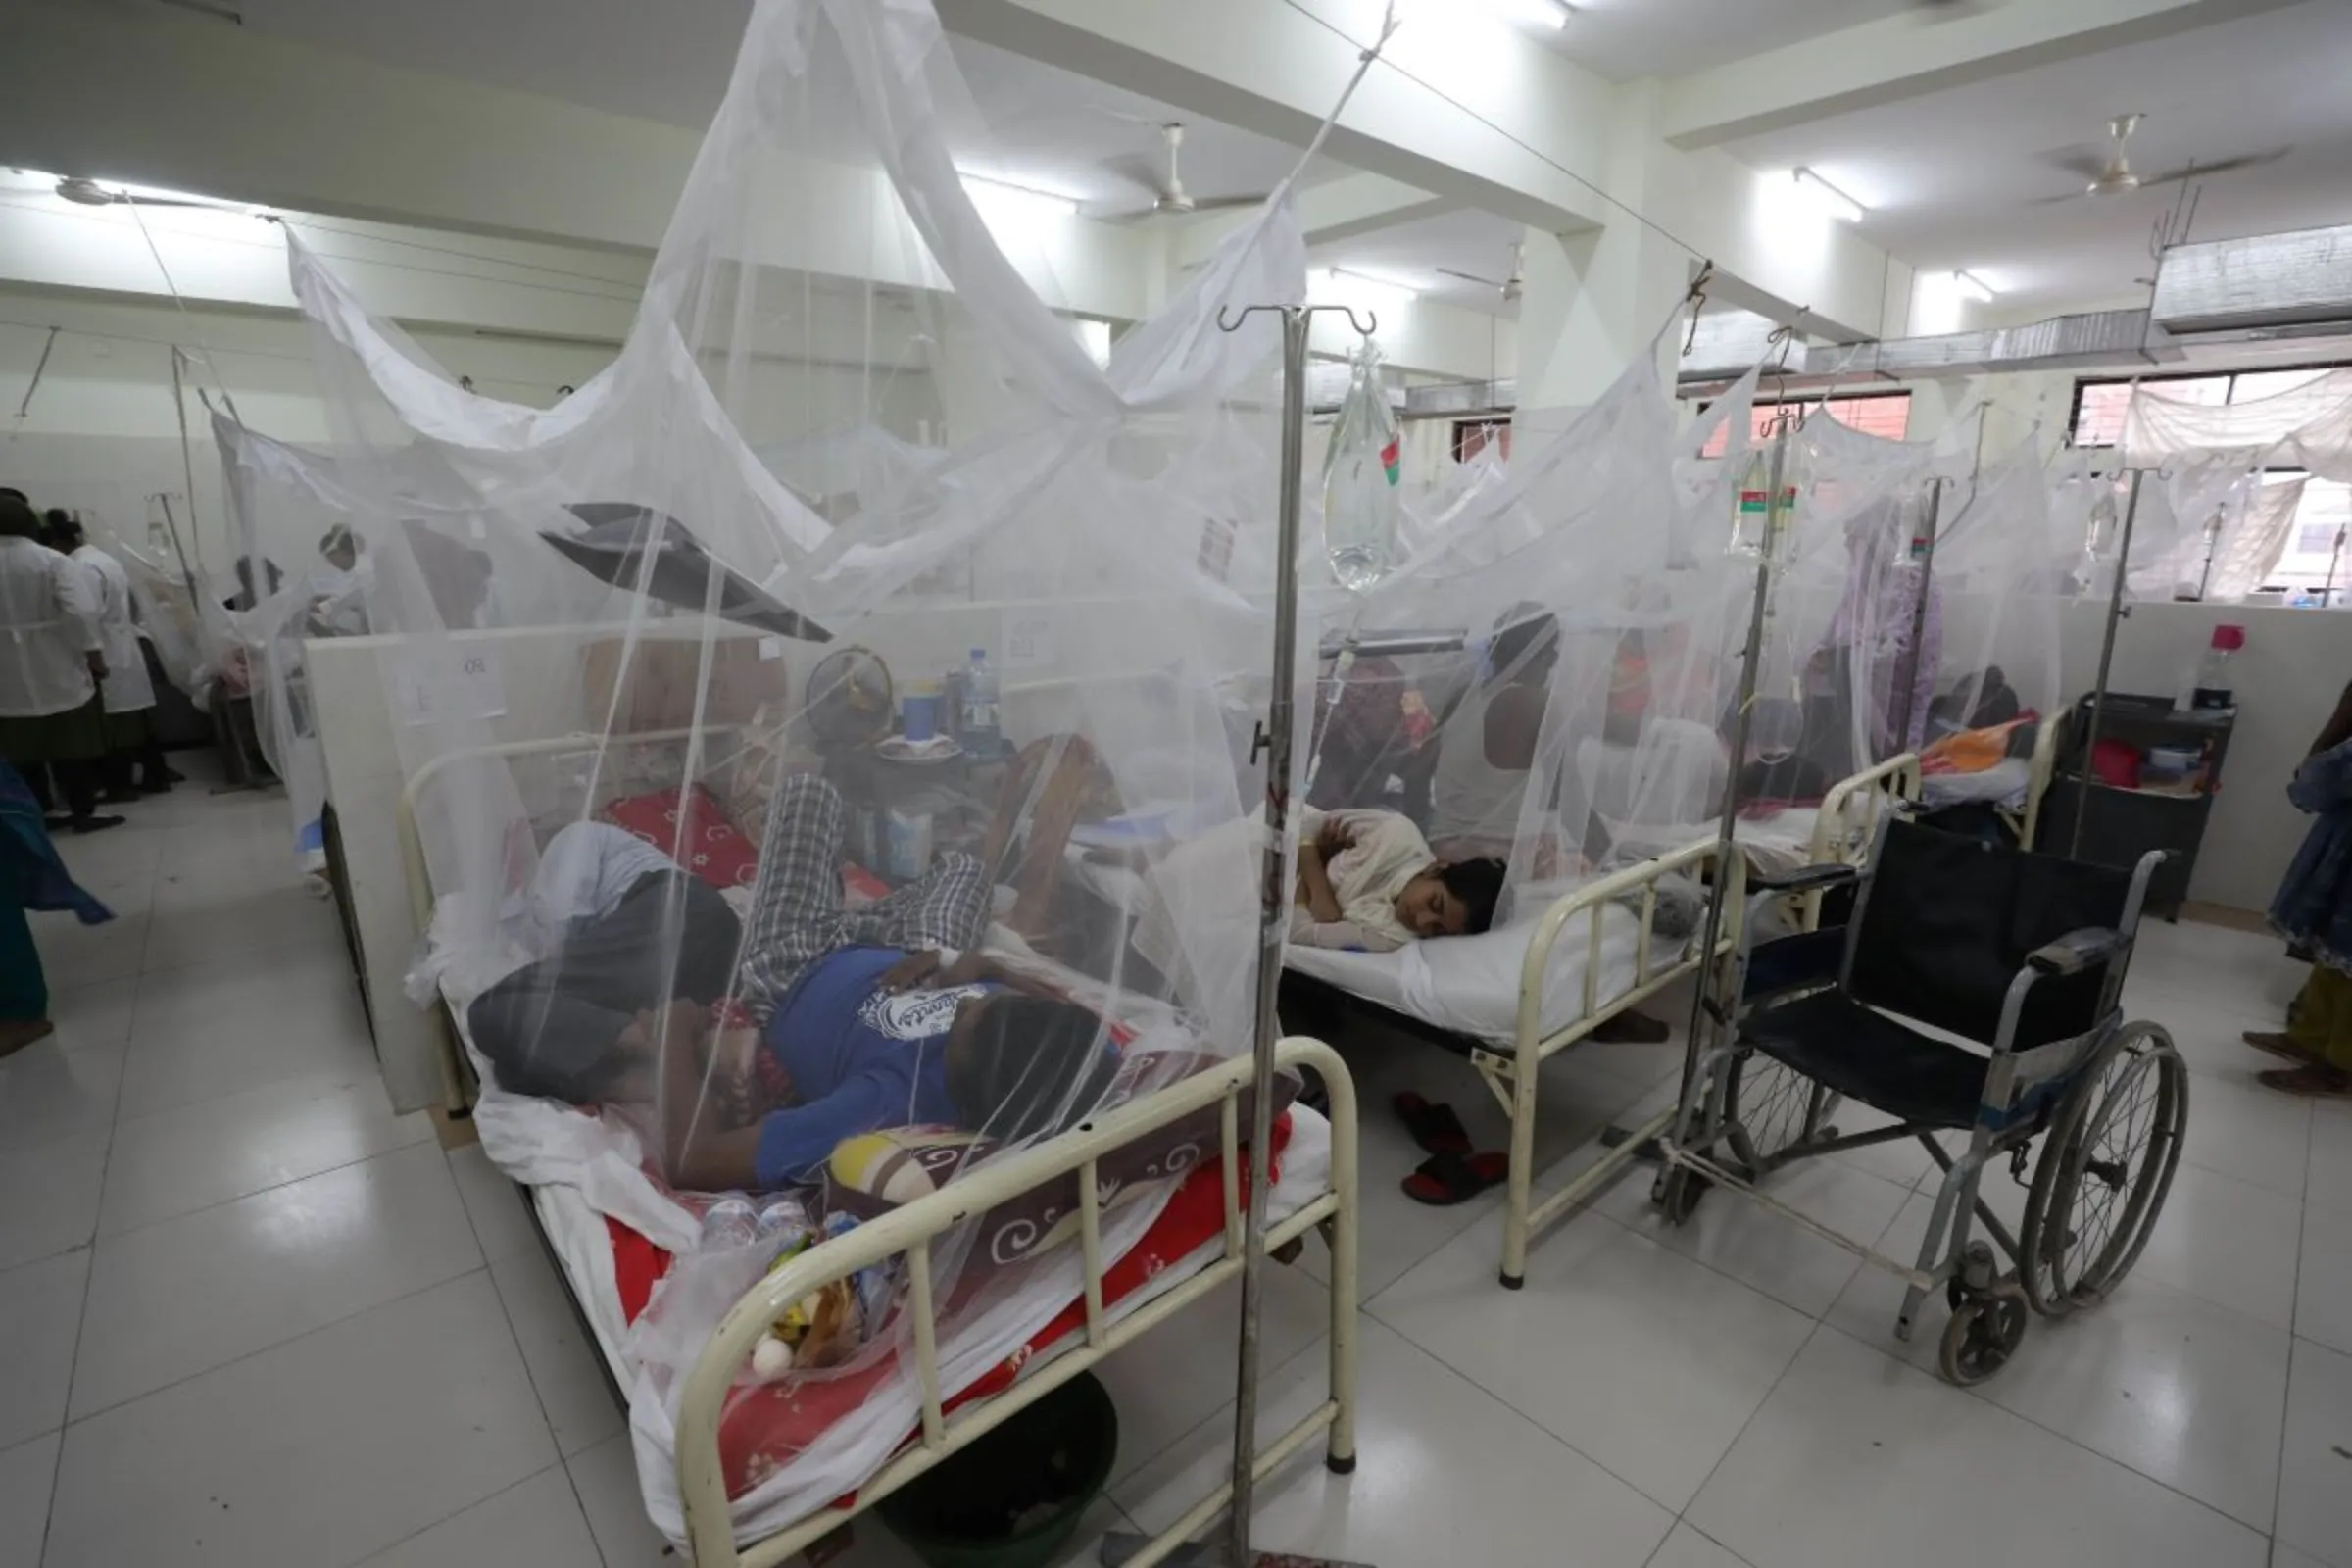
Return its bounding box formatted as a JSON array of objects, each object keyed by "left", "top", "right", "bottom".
[
  {"left": 0, "top": 758, "right": 112, "bottom": 1055},
  {"left": 1815, "top": 498, "right": 1942, "bottom": 763},
  {"left": 0, "top": 497, "right": 122, "bottom": 835},
  {"left": 2245, "top": 677, "right": 2352, "bottom": 1097},
  {"left": 45, "top": 513, "right": 166, "bottom": 796}
]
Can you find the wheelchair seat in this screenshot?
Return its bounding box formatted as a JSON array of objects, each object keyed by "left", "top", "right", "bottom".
[{"left": 1740, "top": 990, "right": 1990, "bottom": 1131}]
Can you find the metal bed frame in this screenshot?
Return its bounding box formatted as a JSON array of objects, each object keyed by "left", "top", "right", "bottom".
[
  {"left": 1283, "top": 749, "right": 1922, "bottom": 1288},
  {"left": 394, "top": 731, "right": 1362, "bottom": 1568}
]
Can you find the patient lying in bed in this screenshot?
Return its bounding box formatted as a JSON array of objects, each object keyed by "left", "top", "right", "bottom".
[
  {"left": 1292, "top": 808, "right": 1503, "bottom": 952},
  {"left": 653, "top": 775, "right": 1120, "bottom": 1194}
]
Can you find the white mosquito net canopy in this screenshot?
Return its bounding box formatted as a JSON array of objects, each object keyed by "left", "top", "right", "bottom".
[
  {"left": 282, "top": 0, "right": 1313, "bottom": 1540},
  {"left": 1293, "top": 333, "right": 1779, "bottom": 943}
]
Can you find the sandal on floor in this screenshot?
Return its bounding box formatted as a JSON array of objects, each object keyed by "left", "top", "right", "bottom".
[
  {"left": 0, "top": 1020, "right": 55, "bottom": 1060},
  {"left": 1401, "top": 1150, "right": 1508, "bottom": 1206},
  {"left": 2242, "top": 1030, "right": 2319, "bottom": 1065},
  {"left": 1592, "top": 1010, "right": 1671, "bottom": 1044},
  {"left": 2256, "top": 1063, "right": 2352, "bottom": 1099},
  {"left": 1392, "top": 1091, "right": 1471, "bottom": 1155}
]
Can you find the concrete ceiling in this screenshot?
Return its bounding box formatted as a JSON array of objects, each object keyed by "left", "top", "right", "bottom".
[
  {"left": 1722, "top": 0, "right": 2352, "bottom": 312},
  {"left": 227, "top": 0, "right": 1335, "bottom": 211},
  {"left": 1543, "top": 0, "right": 1927, "bottom": 80}
]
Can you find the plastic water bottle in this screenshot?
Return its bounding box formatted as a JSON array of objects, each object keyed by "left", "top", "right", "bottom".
[
  {"left": 959, "top": 648, "right": 1001, "bottom": 752},
  {"left": 2188, "top": 623, "right": 2243, "bottom": 710},
  {"left": 701, "top": 1195, "right": 758, "bottom": 1250}
]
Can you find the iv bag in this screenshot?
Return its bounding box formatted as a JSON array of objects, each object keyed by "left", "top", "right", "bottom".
[
  {"left": 1730, "top": 444, "right": 1796, "bottom": 563},
  {"left": 1321, "top": 341, "right": 1401, "bottom": 589}
]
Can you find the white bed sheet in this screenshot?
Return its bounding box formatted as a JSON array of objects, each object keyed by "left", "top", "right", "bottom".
[
  {"left": 422, "top": 893, "right": 1333, "bottom": 1547},
  {"left": 1286, "top": 890, "right": 1671, "bottom": 1045},
  {"left": 1920, "top": 758, "right": 2031, "bottom": 808}
]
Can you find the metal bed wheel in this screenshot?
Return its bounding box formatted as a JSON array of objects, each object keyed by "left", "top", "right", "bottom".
[{"left": 2017, "top": 1021, "right": 2189, "bottom": 1317}]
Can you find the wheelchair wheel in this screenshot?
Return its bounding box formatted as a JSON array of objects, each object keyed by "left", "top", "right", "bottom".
[
  {"left": 1938, "top": 1282, "right": 2028, "bottom": 1385},
  {"left": 1719, "top": 1050, "right": 1838, "bottom": 1178},
  {"left": 2019, "top": 1022, "right": 2188, "bottom": 1316}
]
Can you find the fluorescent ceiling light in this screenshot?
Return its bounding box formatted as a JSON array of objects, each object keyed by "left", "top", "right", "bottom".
[
  {"left": 1791, "top": 167, "right": 1865, "bottom": 224},
  {"left": 1952, "top": 270, "right": 1995, "bottom": 304},
  {"left": 1403, "top": 0, "right": 1571, "bottom": 28},
  {"left": 1315, "top": 267, "right": 1419, "bottom": 313}
]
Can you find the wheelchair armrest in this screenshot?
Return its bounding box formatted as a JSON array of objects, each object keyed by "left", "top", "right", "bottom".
[
  {"left": 1746, "top": 861, "right": 1860, "bottom": 898},
  {"left": 2026, "top": 926, "right": 2123, "bottom": 977}
]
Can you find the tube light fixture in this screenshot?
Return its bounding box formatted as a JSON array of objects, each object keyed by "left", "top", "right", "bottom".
[
  {"left": 1952, "top": 270, "right": 1995, "bottom": 304},
  {"left": 1315, "top": 267, "right": 1420, "bottom": 313},
  {"left": 1407, "top": 0, "right": 1572, "bottom": 28},
  {"left": 1791, "top": 167, "right": 1866, "bottom": 224}
]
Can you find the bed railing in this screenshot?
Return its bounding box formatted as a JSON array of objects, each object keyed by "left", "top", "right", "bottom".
[
  {"left": 677, "top": 1037, "right": 1361, "bottom": 1568},
  {"left": 1805, "top": 752, "right": 1922, "bottom": 928},
  {"left": 1492, "top": 835, "right": 1744, "bottom": 1287}
]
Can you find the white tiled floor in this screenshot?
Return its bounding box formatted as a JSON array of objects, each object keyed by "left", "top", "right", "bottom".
[{"left": 5, "top": 775, "right": 2349, "bottom": 1567}]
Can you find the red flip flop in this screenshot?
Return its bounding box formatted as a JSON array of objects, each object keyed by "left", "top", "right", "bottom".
[
  {"left": 1392, "top": 1092, "right": 1471, "bottom": 1155},
  {"left": 1402, "top": 1150, "right": 1509, "bottom": 1205}
]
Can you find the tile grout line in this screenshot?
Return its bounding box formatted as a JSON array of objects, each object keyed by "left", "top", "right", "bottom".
[
  {"left": 39, "top": 870, "right": 145, "bottom": 1568},
  {"left": 58, "top": 1235, "right": 490, "bottom": 1430},
  {"left": 87, "top": 1095, "right": 432, "bottom": 1246},
  {"left": 345, "top": 1460, "right": 575, "bottom": 1568}
]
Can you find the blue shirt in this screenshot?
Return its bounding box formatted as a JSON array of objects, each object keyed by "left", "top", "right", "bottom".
[{"left": 752, "top": 947, "right": 1002, "bottom": 1189}]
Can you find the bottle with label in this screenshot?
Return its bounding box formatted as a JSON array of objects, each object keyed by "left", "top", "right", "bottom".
[
  {"left": 958, "top": 647, "right": 1001, "bottom": 752},
  {"left": 2186, "top": 623, "right": 2244, "bottom": 710}
]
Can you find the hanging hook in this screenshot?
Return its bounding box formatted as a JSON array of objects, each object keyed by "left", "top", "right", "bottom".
[{"left": 1680, "top": 261, "right": 1716, "bottom": 358}]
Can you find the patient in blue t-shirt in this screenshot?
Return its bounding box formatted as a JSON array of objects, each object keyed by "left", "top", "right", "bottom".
[{"left": 640, "top": 774, "right": 1122, "bottom": 1195}]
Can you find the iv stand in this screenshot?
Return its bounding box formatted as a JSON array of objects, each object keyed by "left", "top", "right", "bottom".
[
  {"left": 1667, "top": 417, "right": 1793, "bottom": 1155},
  {"left": 1102, "top": 301, "right": 1379, "bottom": 1568},
  {"left": 1888, "top": 478, "right": 1946, "bottom": 758},
  {"left": 2070, "top": 468, "right": 2148, "bottom": 858}
]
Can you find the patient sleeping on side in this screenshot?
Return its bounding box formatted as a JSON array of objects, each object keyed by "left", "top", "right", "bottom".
[{"left": 1292, "top": 807, "right": 1504, "bottom": 952}]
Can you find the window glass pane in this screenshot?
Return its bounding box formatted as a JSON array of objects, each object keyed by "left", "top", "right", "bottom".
[
  {"left": 1698, "top": 394, "right": 1910, "bottom": 459},
  {"left": 2232, "top": 368, "right": 2332, "bottom": 402},
  {"left": 2263, "top": 477, "right": 2351, "bottom": 595},
  {"left": 2072, "top": 374, "right": 2231, "bottom": 448}
]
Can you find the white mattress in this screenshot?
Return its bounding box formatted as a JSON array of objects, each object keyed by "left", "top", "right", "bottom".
[
  {"left": 423, "top": 893, "right": 1333, "bottom": 1548},
  {"left": 1287, "top": 889, "right": 1670, "bottom": 1044},
  {"left": 1920, "top": 758, "right": 2032, "bottom": 808}
]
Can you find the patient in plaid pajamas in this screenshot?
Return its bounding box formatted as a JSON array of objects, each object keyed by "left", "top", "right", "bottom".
[{"left": 648, "top": 774, "right": 1120, "bottom": 1194}]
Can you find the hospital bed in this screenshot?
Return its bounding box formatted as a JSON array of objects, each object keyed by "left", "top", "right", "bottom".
[
  {"left": 1266, "top": 748, "right": 1922, "bottom": 1286},
  {"left": 397, "top": 731, "right": 1361, "bottom": 1565}
]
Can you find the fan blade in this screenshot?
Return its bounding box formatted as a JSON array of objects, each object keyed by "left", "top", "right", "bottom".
[
  {"left": 1184, "top": 193, "right": 1270, "bottom": 213},
  {"left": 1080, "top": 103, "right": 1164, "bottom": 128},
  {"left": 2038, "top": 150, "right": 2113, "bottom": 182},
  {"left": 1099, "top": 152, "right": 1168, "bottom": 199},
  {"left": 1436, "top": 267, "right": 1505, "bottom": 288},
  {"left": 2139, "top": 147, "right": 2292, "bottom": 186}
]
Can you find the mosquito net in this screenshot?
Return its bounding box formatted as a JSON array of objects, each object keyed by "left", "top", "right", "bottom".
[{"left": 278, "top": 0, "right": 1315, "bottom": 1541}]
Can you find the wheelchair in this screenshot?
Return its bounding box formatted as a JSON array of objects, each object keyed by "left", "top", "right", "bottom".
[{"left": 1654, "top": 817, "right": 2188, "bottom": 1384}]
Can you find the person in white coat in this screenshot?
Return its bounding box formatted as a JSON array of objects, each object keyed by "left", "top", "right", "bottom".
[
  {"left": 0, "top": 496, "right": 122, "bottom": 834},
  {"left": 46, "top": 512, "right": 168, "bottom": 796}
]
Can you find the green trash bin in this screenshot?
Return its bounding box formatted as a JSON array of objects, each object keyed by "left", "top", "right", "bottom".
[{"left": 876, "top": 1371, "right": 1118, "bottom": 1568}]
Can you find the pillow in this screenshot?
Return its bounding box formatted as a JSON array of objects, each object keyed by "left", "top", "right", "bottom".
[
  {"left": 601, "top": 784, "right": 760, "bottom": 890},
  {"left": 822, "top": 1053, "right": 1300, "bottom": 1279}
]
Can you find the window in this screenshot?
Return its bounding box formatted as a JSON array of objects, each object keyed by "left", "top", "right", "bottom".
[
  {"left": 2070, "top": 364, "right": 2351, "bottom": 602},
  {"left": 1695, "top": 391, "right": 1911, "bottom": 459},
  {"left": 1452, "top": 418, "right": 1511, "bottom": 464}
]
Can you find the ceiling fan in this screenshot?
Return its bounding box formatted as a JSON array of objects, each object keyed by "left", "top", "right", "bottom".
[
  {"left": 1437, "top": 241, "right": 1525, "bottom": 305},
  {"left": 2034, "top": 113, "right": 2292, "bottom": 202},
  {"left": 1091, "top": 118, "right": 1271, "bottom": 220}
]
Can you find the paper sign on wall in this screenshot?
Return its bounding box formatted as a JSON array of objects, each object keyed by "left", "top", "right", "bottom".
[
  {"left": 1004, "top": 612, "right": 1055, "bottom": 672},
  {"left": 393, "top": 643, "right": 508, "bottom": 726}
]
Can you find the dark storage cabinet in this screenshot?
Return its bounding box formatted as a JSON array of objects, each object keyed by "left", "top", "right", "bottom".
[{"left": 2034, "top": 693, "right": 2234, "bottom": 921}]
